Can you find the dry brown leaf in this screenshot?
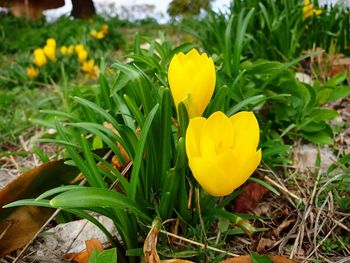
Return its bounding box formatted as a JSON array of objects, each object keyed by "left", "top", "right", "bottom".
[
  {"left": 256, "top": 238, "right": 275, "bottom": 253},
  {"left": 0, "top": 206, "right": 52, "bottom": 256},
  {"left": 233, "top": 182, "right": 268, "bottom": 213},
  {"left": 144, "top": 220, "right": 161, "bottom": 263},
  {"left": 161, "top": 260, "right": 194, "bottom": 263},
  {"left": 63, "top": 239, "right": 104, "bottom": 263},
  {"left": 273, "top": 218, "right": 296, "bottom": 238},
  {"left": 0, "top": 160, "right": 80, "bottom": 257},
  {"left": 220, "top": 255, "right": 299, "bottom": 263}
]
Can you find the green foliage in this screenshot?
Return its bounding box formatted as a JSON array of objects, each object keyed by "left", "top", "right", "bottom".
[
  {"left": 168, "top": 0, "right": 212, "bottom": 17},
  {"left": 250, "top": 252, "right": 273, "bottom": 263},
  {"left": 88, "top": 248, "right": 117, "bottom": 263},
  {"left": 183, "top": 0, "right": 350, "bottom": 61},
  {"left": 2, "top": 3, "right": 350, "bottom": 261},
  {"left": 0, "top": 15, "right": 124, "bottom": 55}
]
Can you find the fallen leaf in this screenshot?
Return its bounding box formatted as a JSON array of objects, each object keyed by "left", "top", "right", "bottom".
[
  {"left": 256, "top": 238, "right": 275, "bottom": 253},
  {"left": 144, "top": 220, "right": 161, "bottom": 263},
  {"left": 273, "top": 219, "right": 296, "bottom": 238},
  {"left": 64, "top": 239, "right": 104, "bottom": 263},
  {"left": 0, "top": 206, "right": 52, "bottom": 256},
  {"left": 220, "top": 255, "right": 299, "bottom": 263},
  {"left": 233, "top": 182, "right": 268, "bottom": 213},
  {"left": 0, "top": 160, "right": 80, "bottom": 257}
]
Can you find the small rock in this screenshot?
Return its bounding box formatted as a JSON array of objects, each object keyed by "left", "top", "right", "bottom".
[
  {"left": 293, "top": 144, "right": 337, "bottom": 173},
  {"left": 32, "top": 215, "right": 118, "bottom": 261}
]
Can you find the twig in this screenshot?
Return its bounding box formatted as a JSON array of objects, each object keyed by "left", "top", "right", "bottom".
[
  {"left": 157, "top": 228, "right": 240, "bottom": 257},
  {"left": 303, "top": 217, "right": 347, "bottom": 261},
  {"left": 264, "top": 175, "right": 302, "bottom": 203}
]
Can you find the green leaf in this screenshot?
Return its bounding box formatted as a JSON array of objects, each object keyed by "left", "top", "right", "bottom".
[
  {"left": 248, "top": 177, "right": 280, "bottom": 196},
  {"left": 88, "top": 248, "right": 117, "bottom": 263},
  {"left": 328, "top": 86, "right": 350, "bottom": 102},
  {"left": 129, "top": 104, "right": 159, "bottom": 201},
  {"left": 326, "top": 71, "right": 347, "bottom": 87},
  {"left": 92, "top": 135, "right": 103, "bottom": 150},
  {"left": 49, "top": 187, "right": 151, "bottom": 222},
  {"left": 73, "top": 97, "right": 120, "bottom": 129},
  {"left": 226, "top": 95, "right": 265, "bottom": 116},
  {"left": 251, "top": 252, "right": 273, "bottom": 263},
  {"left": 80, "top": 135, "right": 107, "bottom": 189},
  {"left": 301, "top": 130, "right": 333, "bottom": 145},
  {"left": 3, "top": 199, "right": 52, "bottom": 209}
]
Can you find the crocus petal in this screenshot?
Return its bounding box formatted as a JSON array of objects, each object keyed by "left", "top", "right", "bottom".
[
  {"left": 226, "top": 149, "right": 262, "bottom": 191},
  {"left": 186, "top": 117, "right": 206, "bottom": 159},
  {"left": 230, "top": 111, "right": 260, "bottom": 157},
  {"left": 189, "top": 157, "right": 235, "bottom": 196},
  {"left": 202, "top": 111, "right": 234, "bottom": 154},
  {"left": 191, "top": 59, "right": 216, "bottom": 115}
]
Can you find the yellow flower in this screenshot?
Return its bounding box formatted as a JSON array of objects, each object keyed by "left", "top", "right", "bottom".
[
  {"left": 81, "top": 59, "right": 94, "bottom": 73},
  {"left": 81, "top": 59, "right": 99, "bottom": 79},
  {"left": 67, "top": 45, "right": 74, "bottom": 55},
  {"left": 101, "top": 24, "right": 109, "bottom": 35},
  {"left": 168, "top": 49, "right": 216, "bottom": 118},
  {"left": 26, "top": 66, "right": 38, "bottom": 79},
  {"left": 43, "top": 44, "right": 56, "bottom": 61},
  {"left": 91, "top": 29, "right": 105, "bottom": 39},
  {"left": 60, "top": 46, "right": 68, "bottom": 56},
  {"left": 185, "top": 111, "right": 262, "bottom": 196},
  {"left": 46, "top": 38, "right": 56, "bottom": 48},
  {"left": 75, "top": 44, "right": 85, "bottom": 53},
  {"left": 33, "top": 48, "right": 47, "bottom": 67},
  {"left": 77, "top": 49, "right": 88, "bottom": 63},
  {"left": 303, "top": 0, "right": 322, "bottom": 19}
]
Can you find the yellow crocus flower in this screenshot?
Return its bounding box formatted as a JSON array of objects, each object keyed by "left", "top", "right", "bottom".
[
  {"left": 75, "top": 44, "right": 85, "bottom": 53},
  {"left": 91, "top": 29, "right": 105, "bottom": 39},
  {"left": 81, "top": 59, "right": 98, "bottom": 78},
  {"left": 67, "top": 45, "right": 74, "bottom": 55},
  {"left": 43, "top": 44, "right": 56, "bottom": 61},
  {"left": 185, "top": 111, "right": 262, "bottom": 196},
  {"left": 81, "top": 59, "right": 95, "bottom": 73},
  {"left": 60, "top": 46, "right": 68, "bottom": 56},
  {"left": 168, "top": 49, "right": 216, "bottom": 118},
  {"left": 101, "top": 24, "right": 109, "bottom": 35},
  {"left": 26, "top": 66, "right": 38, "bottom": 79},
  {"left": 303, "top": 0, "right": 322, "bottom": 19},
  {"left": 77, "top": 49, "right": 88, "bottom": 63},
  {"left": 46, "top": 38, "right": 56, "bottom": 48},
  {"left": 33, "top": 48, "right": 47, "bottom": 67}
]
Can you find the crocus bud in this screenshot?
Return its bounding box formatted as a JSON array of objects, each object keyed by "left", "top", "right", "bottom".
[
  {"left": 46, "top": 38, "right": 56, "bottom": 48},
  {"left": 168, "top": 49, "right": 216, "bottom": 118},
  {"left": 303, "top": 0, "right": 322, "bottom": 19},
  {"left": 77, "top": 49, "right": 88, "bottom": 63},
  {"left": 26, "top": 66, "right": 38, "bottom": 79},
  {"left": 43, "top": 44, "right": 56, "bottom": 61},
  {"left": 60, "top": 46, "right": 68, "bottom": 56},
  {"left": 185, "top": 111, "right": 262, "bottom": 196},
  {"left": 33, "top": 48, "right": 47, "bottom": 67}
]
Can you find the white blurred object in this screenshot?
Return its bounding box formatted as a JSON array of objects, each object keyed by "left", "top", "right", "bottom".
[{"left": 295, "top": 72, "right": 314, "bottom": 85}]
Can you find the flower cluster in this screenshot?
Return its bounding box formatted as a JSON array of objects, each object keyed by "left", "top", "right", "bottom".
[
  {"left": 27, "top": 38, "right": 56, "bottom": 79},
  {"left": 90, "top": 24, "right": 109, "bottom": 40},
  {"left": 168, "top": 49, "right": 262, "bottom": 196},
  {"left": 303, "top": 0, "right": 322, "bottom": 20},
  {"left": 26, "top": 38, "right": 98, "bottom": 80}
]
